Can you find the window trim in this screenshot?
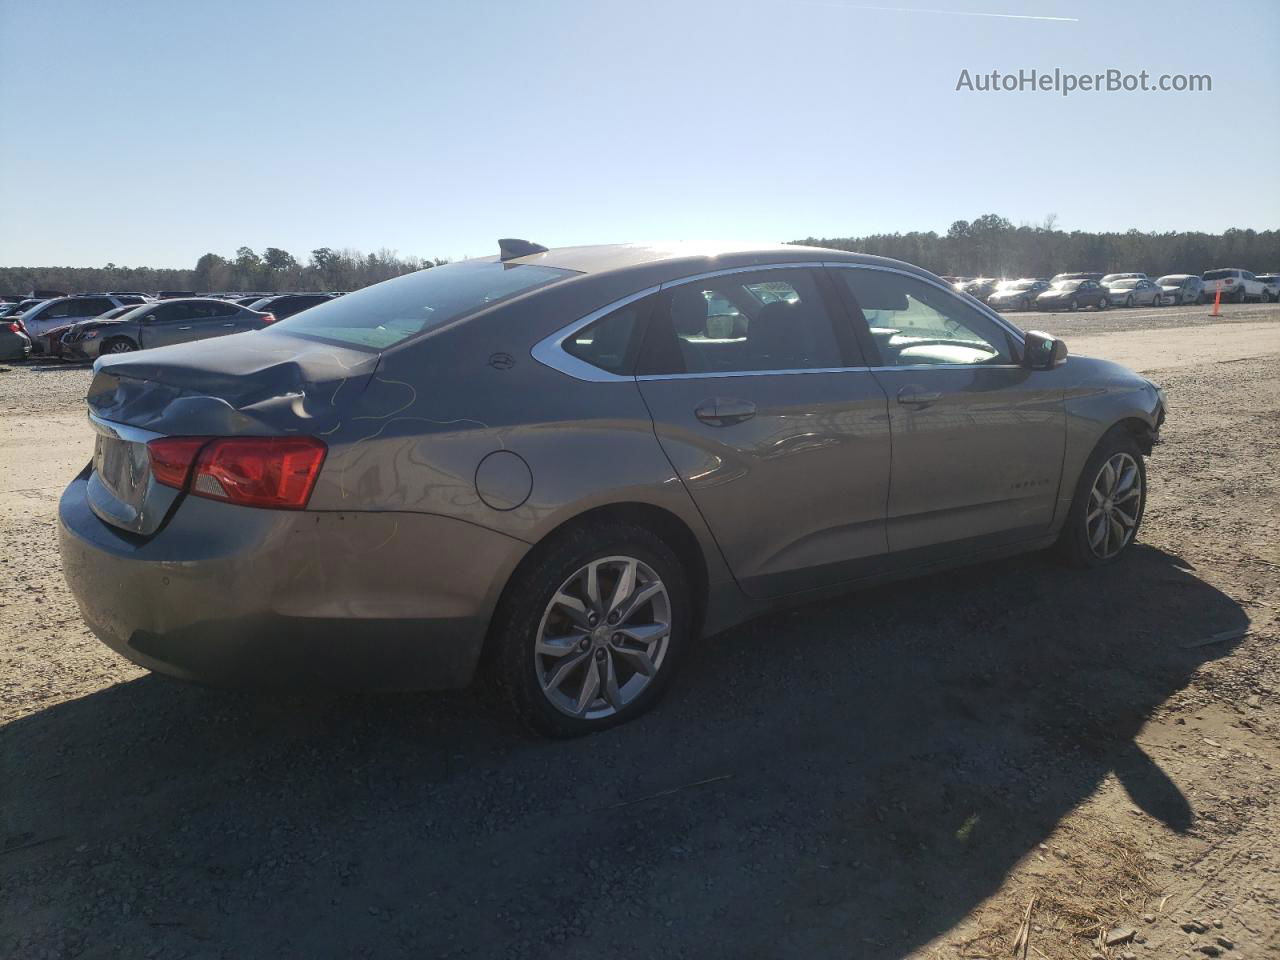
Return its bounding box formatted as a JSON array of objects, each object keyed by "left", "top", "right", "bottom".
[{"left": 530, "top": 260, "right": 1029, "bottom": 383}]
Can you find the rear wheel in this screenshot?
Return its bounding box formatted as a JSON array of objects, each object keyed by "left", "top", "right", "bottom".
[
  {"left": 1235, "top": 285, "right": 1247, "bottom": 303},
  {"left": 1069, "top": 297, "right": 1079, "bottom": 312},
  {"left": 489, "top": 521, "right": 692, "bottom": 737},
  {"left": 1056, "top": 429, "right": 1147, "bottom": 568},
  {"left": 102, "top": 337, "right": 137, "bottom": 354},
  {"left": 1125, "top": 294, "right": 1135, "bottom": 308}
]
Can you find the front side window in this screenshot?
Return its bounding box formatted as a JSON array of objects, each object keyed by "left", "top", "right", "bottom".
[
  {"left": 835, "top": 268, "right": 1016, "bottom": 367},
  {"left": 641, "top": 268, "right": 843, "bottom": 375},
  {"left": 271, "top": 260, "right": 576, "bottom": 349}
]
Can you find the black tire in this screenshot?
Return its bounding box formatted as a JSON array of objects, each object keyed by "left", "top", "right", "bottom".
[
  {"left": 101, "top": 337, "right": 137, "bottom": 354},
  {"left": 488, "top": 520, "right": 692, "bottom": 737},
  {"left": 1098, "top": 296, "right": 1108, "bottom": 310},
  {"left": 1125, "top": 295, "right": 1135, "bottom": 308},
  {"left": 1055, "top": 428, "right": 1147, "bottom": 569},
  {"left": 1069, "top": 297, "right": 1079, "bottom": 312},
  {"left": 1234, "top": 286, "right": 1246, "bottom": 304}
]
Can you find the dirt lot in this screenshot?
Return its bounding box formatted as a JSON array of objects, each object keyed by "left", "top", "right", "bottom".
[{"left": 2, "top": 302, "right": 1278, "bottom": 960}]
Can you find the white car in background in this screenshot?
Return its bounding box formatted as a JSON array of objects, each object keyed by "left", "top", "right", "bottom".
[
  {"left": 1155, "top": 274, "right": 1205, "bottom": 305},
  {"left": 1101, "top": 272, "right": 1148, "bottom": 285},
  {"left": 1105, "top": 277, "right": 1163, "bottom": 307},
  {"left": 1256, "top": 274, "right": 1280, "bottom": 302},
  {"left": 1201, "top": 268, "right": 1266, "bottom": 304}
]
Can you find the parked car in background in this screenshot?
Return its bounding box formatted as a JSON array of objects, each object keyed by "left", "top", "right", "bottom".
[
  {"left": 1105, "top": 277, "right": 1163, "bottom": 307},
  {"left": 61, "top": 298, "right": 276, "bottom": 359},
  {"left": 46, "top": 305, "right": 142, "bottom": 359},
  {"left": 1155, "top": 274, "right": 1205, "bottom": 305},
  {"left": 0, "top": 319, "right": 32, "bottom": 361},
  {"left": 0, "top": 300, "right": 37, "bottom": 319},
  {"left": 17, "top": 295, "right": 144, "bottom": 351},
  {"left": 58, "top": 242, "right": 1166, "bottom": 736},
  {"left": 1101, "top": 272, "right": 1148, "bottom": 285},
  {"left": 1256, "top": 274, "right": 1280, "bottom": 302},
  {"left": 247, "top": 293, "right": 334, "bottom": 319},
  {"left": 1202, "top": 268, "right": 1266, "bottom": 303},
  {"left": 1035, "top": 278, "right": 1110, "bottom": 311},
  {"left": 957, "top": 277, "right": 999, "bottom": 302},
  {"left": 234, "top": 294, "right": 273, "bottom": 306},
  {"left": 1050, "top": 272, "right": 1104, "bottom": 284},
  {"left": 156, "top": 290, "right": 198, "bottom": 300},
  {"left": 987, "top": 279, "right": 1050, "bottom": 311}
]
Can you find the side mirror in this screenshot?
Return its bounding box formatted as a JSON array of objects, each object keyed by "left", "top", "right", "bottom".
[
  {"left": 1023, "top": 330, "right": 1068, "bottom": 369},
  {"left": 141, "top": 314, "right": 156, "bottom": 325}
]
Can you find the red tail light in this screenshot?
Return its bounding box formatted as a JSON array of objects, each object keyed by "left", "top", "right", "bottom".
[
  {"left": 1224, "top": 278, "right": 1235, "bottom": 284},
  {"left": 6, "top": 322, "right": 19, "bottom": 334},
  {"left": 147, "top": 436, "right": 326, "bottom": 509},
  {"left": 259, "top": 312, "right": 278, "bottom": 325}
]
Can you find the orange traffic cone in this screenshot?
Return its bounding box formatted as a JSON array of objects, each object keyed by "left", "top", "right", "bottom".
[{"left": 1211, "top": 288, "right": 1221, "bottom": 317}]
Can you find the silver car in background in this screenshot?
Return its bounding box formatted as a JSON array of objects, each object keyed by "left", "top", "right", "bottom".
[
  {"left": 61, "top": 298, "right": 275, "bottom": 358},
  {"left": 18, "top": 294, "right": 152, "bottom": 351},
  {"left": 986, "top": 278, "right": 1050, "bottom": 311},
  {"left": 1155, "top": 274, "right": 1205, "bottom": 305},
  {"left": 59, "top": 242, "right": 1166, "bottom": 737},
  {"left": 1105, "top": 277, "right": 1163, "bottom": 307}
]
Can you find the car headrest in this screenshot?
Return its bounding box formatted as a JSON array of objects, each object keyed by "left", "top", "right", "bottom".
[{"left": 670, "top": 288, "right": 709, "bottom": 337}]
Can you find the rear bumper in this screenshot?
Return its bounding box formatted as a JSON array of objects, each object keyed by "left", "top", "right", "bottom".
[{"left": 58, "top": 470, "right": 529, "bottom": 690}]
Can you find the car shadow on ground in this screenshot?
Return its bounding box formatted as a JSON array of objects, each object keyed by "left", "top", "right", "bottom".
[{"left": 1, "top": 546, "right": 1247, "bottom": 959}]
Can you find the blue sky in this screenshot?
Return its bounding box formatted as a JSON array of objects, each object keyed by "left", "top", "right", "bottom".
[{"left": 1, "top": 0, "right": 1276, "bottom": 267}]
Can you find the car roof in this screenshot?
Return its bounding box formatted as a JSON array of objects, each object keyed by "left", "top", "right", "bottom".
[{"left": 490, "top": 242, "right": 941, "bottom": 286}]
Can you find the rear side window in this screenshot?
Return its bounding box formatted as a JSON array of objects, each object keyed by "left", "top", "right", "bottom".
[
  {"left": 563, "top": 298, "right": 651, "bottom": 375},
  {"left": 271, "top": 261, "right": 576, "bottom": 349},
  {"left": 639, "top": 268, "right": 844, "bottom": 375}
]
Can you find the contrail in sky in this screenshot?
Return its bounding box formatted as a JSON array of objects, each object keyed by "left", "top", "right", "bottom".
[{"left": 797, "top": 3, "right": 1079, "bottom": 21}]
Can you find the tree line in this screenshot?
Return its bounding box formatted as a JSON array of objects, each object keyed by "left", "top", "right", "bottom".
[
  {"left": 794, "top": 215, "right": 1280, "bottom": 279},
  {"left": 3, "top": 220, "right": 1278, "bottom": 296},
  {"left": 0, "top": 247, "right": 446, "bottom": 297}
]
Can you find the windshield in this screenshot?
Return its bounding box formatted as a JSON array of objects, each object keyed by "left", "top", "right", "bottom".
[
  {"left": 1050, "top": 281, "right": 1081, "bottom": 291},
  {"left": 1109, "top": 279, "right": 1139, "bottom": 289},
  {"left": 998, "top": 280, "right": 1037, "bottom": 291},
  {"left": 270, "top": 260, "right": 576, "bottom": 349},
  {"left": 1157, "top": 275, "right": 1187, "bottom": 285},
  {"left": 1203, "top": 270, "right": 1235, "bottom": 281}
]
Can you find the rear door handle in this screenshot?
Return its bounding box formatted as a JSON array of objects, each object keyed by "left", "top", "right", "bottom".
[
  {"left": 695, "top": 398, "right": 757, "bottom": 427},
  {"left": 177, "top": 325, "right": 192, "bottom": 330},
  {"left": 221, "top": 323, "right": 235, "bottom": 327},
  {"left": 897, "top": 386, "right": 942, "bottom": 406}
]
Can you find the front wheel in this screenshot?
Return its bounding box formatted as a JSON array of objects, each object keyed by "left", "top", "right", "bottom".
[
  {"left": 1069, "top": 298, "right": 1079, "bottom": 312},
  {"left": 1056, "top": 430, "right": 1147, "bottom": 568},
  {"left": 489, "top": 521, "right": 692, "bottom": 737},
  {"left": 102, "top": 338, "right": 137, "bottom": 354}
]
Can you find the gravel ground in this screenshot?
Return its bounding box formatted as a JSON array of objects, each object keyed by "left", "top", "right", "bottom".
[{"left": 1, "top": 304, "right": 1278, "bottom": 960}]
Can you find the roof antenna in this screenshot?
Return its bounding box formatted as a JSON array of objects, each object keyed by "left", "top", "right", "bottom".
[{"left": 498, "top": 238, "right": 548, "bottom": 261}]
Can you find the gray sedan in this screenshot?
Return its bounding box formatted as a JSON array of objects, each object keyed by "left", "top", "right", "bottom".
[
  {"left": 61, "top": 298, "right": 274, "bottom": 359},
  {"left": 59, "top": 243, "right": 1166, "bottom": 737}
]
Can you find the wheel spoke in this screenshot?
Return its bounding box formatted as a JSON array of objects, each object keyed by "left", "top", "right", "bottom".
[
  {"left": 584, "top": 562, "right": 603, "bottom": 613},
  {"left": 574, "top": 659, "right": 601, "bottom": 714},
  {"left": 606, "top": 559, "right": 637, "bottom": 618},
  {"left": 600, "top": 654, "right": 624, "bottom": 711},
  {"left": 615, "top": 581, "right": 663, "bottom": 625},
  {"left": 612, "top": 644, "right": 657, "bottom": 678},
  {"left": 617, "top": 621, "right": 670, "bottom": 646},
  {"left": 552, "top": 592, "right": 590, "bottom": 628},
  {"left": 544, "top": 650, "right": 590, "bottom": 694},
  {"left": 1108, "top": 514, "right": 1126, "bottom": 552},
  {"left": 536, "top": 632, "right": 584, "bottom": 658},
  {"left": 1089, "top": 516, "right": 1108, "bottom": 549}
]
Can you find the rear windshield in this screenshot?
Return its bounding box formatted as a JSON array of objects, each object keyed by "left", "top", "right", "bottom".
[
  {"left": 1157, "top": 276, "right": 1187, "bottom": 285},
  {"left": 1203, "top": 270, "right": 1236, "bottom": 281},
  {"left": 270, "top": 260, "right": 576, "bottom": 349},
  {"left": 1110, "top": 279, "right": 1139, "bottom": 289}
]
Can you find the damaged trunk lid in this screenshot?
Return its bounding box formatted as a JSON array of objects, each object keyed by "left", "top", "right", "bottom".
[{"left": 84, "top": 331, "right": 379, "bottom": 535}]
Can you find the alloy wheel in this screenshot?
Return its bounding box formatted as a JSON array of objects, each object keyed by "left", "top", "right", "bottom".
[
  {"left": 105, "top": 341, "right": 135, "bottom": 353},
  {"left": 1086, "top": 452, "right": 1142, "bottom": 560},
  {"left": 534, "top": 556, "right": 672, "bottom": 720}
]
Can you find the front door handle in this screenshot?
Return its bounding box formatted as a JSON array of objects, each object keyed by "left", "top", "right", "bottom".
[
  {"left": 177, "top": 325, "right": 192, "bottom": 331},
  {"left": 897, "top": 386, "right": 942, "bottom": 406},
  {"left": 221, "top": 323, "right": 235, "bottom": 327},
  {"left": 695, "top": 398, "right": 757, "bottom": 427}
]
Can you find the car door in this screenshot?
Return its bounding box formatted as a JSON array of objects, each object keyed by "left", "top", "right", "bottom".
[
  {"left": 137, "top": 302, "right": 194, "bottom": 347},
  {"left": 633, "top": 265, "right": 892, "bottom": 598},
  {"left": 830, "top": 264, "right": 1068, "bottom": 556}
]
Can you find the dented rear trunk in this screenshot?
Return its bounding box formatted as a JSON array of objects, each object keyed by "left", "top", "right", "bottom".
[{"left": 84, "top": 331, "right": 379, "bottom": 535}]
